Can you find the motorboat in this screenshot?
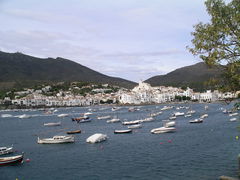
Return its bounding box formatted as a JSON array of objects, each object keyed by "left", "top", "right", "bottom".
[
  {"left": 127, "top": 124, "right": 142, "bottom": 129},
  {"left": 86, "top": 133, "right": 108, "bottom": 143},
  {"left": 72, "top": 116, "right": 89, "bottom": 121},
  {"left": 163, "top": 120, "right": 176, "bottom": 127},
  {"left": 122, "top": 120, "right": 140, "bottom": 125},
  {"left": 151, "top": 127, "right": 176, "bottom": 134},
  {"left": 172, "top": 112, "right": 185, "bottom": 116},
  {"left": 161, "top": 106, "right": 173, "bottom": 111},
  {"left": 230, "top": 118, "right": 237, "bottom": 122},
  {"left": 184, "top": 114, "right": 192, "bottom": 117},
  {"left": 229, "top": 112, "right": 238, "bottom": 117},
  {"left": 200, "top": 114, "right": 208, "bottom": 119},
  {"left": 44, "top": 121, "right": 61, "bottom": 126},
  {"left": 0, "top": 153, "right": 24, "bottom": 166},
  {"left": 107, "top": 118, "right": 120, "bottom": 123},
  {"left": 112, "top": 107, "right": 121, "bottom": 111},
  {"left": 141, "top": 117, "right": 154, "bottom": 122},
  {"left": 169, "top": 116, "right": 177, "bottom": 120},
  {"left": 186, "top": 110, "right": 196, "bottom": 114},
  {"left": 66, "top": 130, "right": 81, "bottom": 134},
  {"left": 150, "top": 111, "right": 162, "bottom": 117},
  {"left": 37, "top": 135, "right": 74, "bottom": 144},
  {"left": 84, "top": 112, "right": 93, "bottom": 116},
  {"left": 0, "top": 146, "right": 13, "bottom": 156},
  {"left": 77, "top": 119, "right": 91, "bottom": 123},
  {"left": 114, "top": 129, "right": 132, "bottom": 134},
  {"left": 189, "top": 118, "right": 203, "bottom": 123},
  {"left": 57, "top": 114, "right": 68, "bottom": 118},
  {"left": 1, "top": 114, "right": 13, "bottom": 118},
  {"left": 97, "top": 115, "right": 111, "bottom": 120},
  {"left": 19, "top": 114, "right": 31, "bottom": 119}
]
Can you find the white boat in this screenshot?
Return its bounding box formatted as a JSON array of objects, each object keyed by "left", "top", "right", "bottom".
[
  {"left": 161, "top": 106, "right": 173, "bottom": 111},
  {"left": 37, "top": 135, "right": 74, "bottom": 144},
  {"left": 57, "top": 114, "right": 68, "bottom": 117},
  {"left": 114, "top": 129, "right": 132, "bottom": 134},
  {"left": 0, "top": 154, "right": 24, "bottom": 166},
  {"left": 97, "top": 115, "right": 111, "bottom": 120},
  {"left": 186, "top": 110, "right": 196, "bottom": 114},
  {"left": 19, "top": 114, "right": 31, "bottom": 119},
  {"left": 141, "top": 117, "right": 154, "bottom": 122},
  {"left": 150, "top": 112, "right": 162, "bottom": 117},
  {"left": 86, "top": 133, "right": 108, "bottom": 143},
  {"left": 127, "top": 124, "right": 142, "bottom": 129},
  {"left": 169, "top": 116, "right": 177, "bottom": 120},
  {"left": 163, "top": 120, "right": 176, "bottom": 127},
  {"left": 84, "top": 112, "right": 93, "bottom": 116},
  {"left": 189, "top": 118, "right": 203, "bottom": 123},
  {"left": 107, "top": 118, "right": 120, "bottom": 123},
  {"left": 122, "top": 120, "right": 140, "bottom": 125},
  {"left": 229, "top": 112, "right": 238, "bottom": 117},
  {"left": 230, "top": 118, "right": 237, "bottom": 122},
  {"left": 0, "top": 146, "right": 13, "bottom": 156},
  {"left": 200, "top": 114, "right": 208, "bottom": 118},
  {"left": 173, "top": 112, "right": 185, "bottom": 116},
  {"left": 1, "top": 114, "right": 13, "bottom": 118},
  {"left": 44, "top": 121, "right": 61, "bottom": 126},
  {"left": 185, "top": 114, "right": 192, "bottom": 117},
  {"left": 151, "top": 127, "right": 176, "bottom": 134},
  {"left": 112, "top": 107, "right": 121, "bottom": 111},
  {"left": 204, "top": 105, "right": 208, "bottom": 110}
]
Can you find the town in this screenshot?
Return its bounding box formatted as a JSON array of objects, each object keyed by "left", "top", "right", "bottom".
[{"left": 0, "top": 81, "right": 238, "bottom": 108}]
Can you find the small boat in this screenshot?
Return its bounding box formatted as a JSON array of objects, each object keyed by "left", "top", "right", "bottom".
[
  {"left": 186, "top": 110, "right": 196, "bottom": 114},
  {"left": 161, "top": 106, "right": 173, "bottom": 111},
  {"left": 163, "top": 120, "right": 176, "bottom": 127},
  {"left": 57, "top": 114, "right": 68, "bottom": 117},
  {"left": 0, "top": 146, "right": 13, "bottom": 156},
  {"left": 189, "top": 118, "right": 203, "bottom": 123},
  {"left": 66, "top": 130, "right": 81, "bottom": 134},
  {"left": 200, "top": 114, "right": 208, "bottom": 119},
  {"left": 1, "top": 114, "right": 13, "bottom": 118},
  {"left": 107, "top": 118, "right": 120, "bottom": 123},
  {"left": 97, "top": 115, "right": 111, "bottom": 120},
  {"left": 169, "top": 116, "right": 177, "bottom": 120},
  {"left": 230, "top": 118, "right": 237, "bottom": 122},
  {"left": 37, "top": 135, "right": 74, "bottom": 144},
  {"left": 150, "top": 111, "right": 162, "bottom": 117},
  {"left": 86, "top": 133, "right": 108, "bottom": 143},
  {"left": 72, "top": 116, "right": 89, "bottom": 121},
  {"left": 127, "top": 124, "right": 142, "bottom": 129},
  {"left": 114, "top": 129, "right": 132, "bottom": 134},
  {"left": 142, "top": 117, "right": 154, "bottom": 122},
  {"left": 84, "top": 112, "right": 92, "bottom": 116},
  {"left": 229, "top": 112, "right": 238, "bottom": 117},
  {"left": 172, "top": 112, "right": 185, "bottom": 116},
  {"left": 185, "top": 114, "right": 192, "bottom": 117},
  {"left": 0, "top": 154, "right": 24, "bottom": 166},
  {"left": 77, "top": 119, "right": 91, "bottom": 123},
  {"left": 19, "top": 114, "right": 31, "bottom": 119},
  {"left": 151, "top": 127, "right": 176, "bottom": 134},
  {"left": 112, "top": 107, "right": 121, "bottom": 111},
  {"left": 44, "top": 121, "right": 61, "bottom": 126},
  {"left": 122, "top": 120, "right": 140, "bottom": 125}
]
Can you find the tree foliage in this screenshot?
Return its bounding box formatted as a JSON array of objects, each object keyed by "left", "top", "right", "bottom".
[{"left": 188, "top": 0, "right": 240, "bottom": 91}]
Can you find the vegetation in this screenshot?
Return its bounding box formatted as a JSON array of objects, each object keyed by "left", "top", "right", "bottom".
[
  {"left": 175, "top": 95, "right": 191, "bottom": 101},
  {"left": 188, "top": 0, "right": 240, "bottom": 92}
]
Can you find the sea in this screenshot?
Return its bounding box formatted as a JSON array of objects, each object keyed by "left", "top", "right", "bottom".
[{"left": 0, "top": 102, "right": 239, "bottom": 180}]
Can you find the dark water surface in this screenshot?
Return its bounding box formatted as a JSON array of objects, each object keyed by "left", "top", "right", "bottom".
[{"left": 0, "top": 102, "right": 239, "bottom": 180}]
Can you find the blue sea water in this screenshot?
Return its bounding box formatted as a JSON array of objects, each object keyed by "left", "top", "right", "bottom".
[{"left": 0, "top": 102, "right": 239, "bottom": 180}]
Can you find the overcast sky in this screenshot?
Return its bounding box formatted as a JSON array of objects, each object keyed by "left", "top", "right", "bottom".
[{"left": 0, "top": 0, "right": 210, "bottom": 82}]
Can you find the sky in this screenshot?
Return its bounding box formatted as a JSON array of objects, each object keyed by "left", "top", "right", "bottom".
[{"left": 0, "top": 0, "right": 210, "bottom": 82}]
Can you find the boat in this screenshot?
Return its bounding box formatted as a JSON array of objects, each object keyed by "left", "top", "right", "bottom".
[
  {"left": 163, "top": 120, "right": 176, "bottom": 127},
  {"left": 114, "top": 129, "right": 132, "bottom": 134},
  {"left": 66, "top": 130, "right": 81, "bottom": 134},
  {"left": 186, "top": 110, "right": 196, "bottom": 114},
  {"left": 84, "top": 112, "right": 92, "bottom": 116},
  {"left": 229, "top": 112, "right": 238, "bottom": 117},
  {"left": 97, "top": 115, "right": 111, "bottom": 120},
  {"left": 72, "top": 116, "right": 89, "bottom": 121},
  {"left": 19, "top": 114, "right": 31, "bottom": 119},
  {"left": 127, "top": 124, "right": 142, "bottom": 129},
  {"left": 161, "top": 106, "right": 173, "bottom": 111},
  {"left": 77, "top": 119, "right": 91, "bottom": 123},
  {"left": 112, "top": 107, "right": 121, "bottom": 111},
  {"left": 200, "top": 114, "right": 208, "bottom": 119},
  {"left": 230, "top": 118, "right": 237, "bottom": 122},
  {"left": 0, "top": 146, "right": 13, "bottom": 156},
  {"left": 1, "top": 114, "right": 13, "bottom": 118},
  {"left": 150, "top": 111, "right": 162, "bottom": 117},
  {"left": 184, "top": 114, "right": 192, "bottom": 117},
  {"left": 37, "top": 135, "right": 74, "bottom": 144},
  {"left": 44, "top": 121, "right": 61, "bottom": 126},
  {"left": 107, "top": 118, "right": 120, "bottom": 123},
  {"left": 169, "top": 116, "right": 177, "bottom": 120},
  {"left": 0, "top": 154, "right": 24, "bottom": 166},
  {"left": 86, "top": 133, "right": 108, "bottom": 143},
  {"left": 57, "top": 114, "right": 68, "bottom": 117},
  {"left": 122, "top": 120, "right": 140, "bottom": 125},
  {"left": 151, "top": 127, "right": 176, "bottom": 134},
  {"left": 189, "top": 118, "right": 203, "bottom": 123},
  {"left": 172, "top": 112, "right": 185, "bottom": 116}
]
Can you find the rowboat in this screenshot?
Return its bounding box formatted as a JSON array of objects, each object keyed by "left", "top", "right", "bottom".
[
  {"left": 66, "top": 130, "right": 81, "bottom": 134},
  {"left": 0, "top": 146, "right": 13, "bottom": 156},
  {"left": 114, "top": 129, "right": 132, "bottom": 134},
  {"left": 0, "top": 154, "right": 24, "bottom": 166}
]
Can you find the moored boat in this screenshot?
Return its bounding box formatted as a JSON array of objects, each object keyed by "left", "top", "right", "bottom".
[
  {"left": 114, "top": 129, "right": 132, "bottom": 134},
  {"left": 1, "top": 114, "right": 13, "bottom": 118},
  {"left": 127, "top": 124, "right": 142, "bottom": 129},
  {"left": 44, "top": 121, "right": 61, "bottom": 126},
  {"left": 151, "top": 127, "right": 176, "bottom": 134},
  {"left": 19, "top": 114, "right": 31, "bottom": 119},
  {"left": 66, "top": 130, "right": 81, "bottom": 134},
  {"left": 37, "top": 135, "right": 74, "bottom": 144},
  {"left": 163, "top": 120, "right": 176, "bottom": 127},
  {"left": 200, "top": 114, "right": 208, "bottom": 119},
  {"left": 97, "top": 115, "right": 111, "bottom": 120},
  {"left": 57, "top": 114, "right": 68, "bottom": 118},
  {"left": 230, "top": 118, "right": 237, "bottom": 122},
  {"left": 0, "top": 154, "right": 24, "bottom": 166},
  {"left": 0, "top": 146, "right": 13, "bottom": 156},
  {"left": 86, "top": 133, "right": 108, "bottom": 143},
  {"left": 107, "top": 118, "right": 120, "bottom": 123},
  {"left": 189, "top": 118, "right": 203, "bottom": 123}
]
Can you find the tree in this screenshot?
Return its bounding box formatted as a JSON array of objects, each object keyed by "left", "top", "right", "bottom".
[{"left": 188, "top": 0, "right": 240, "bottom": 92}]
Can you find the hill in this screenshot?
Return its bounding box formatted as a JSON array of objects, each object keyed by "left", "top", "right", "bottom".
[
  {"left": 145, "top": 62, "right": 223, "bottom": 91},
  {"left": 0, "top": 51, "right": 136, "bottom": 90}
]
